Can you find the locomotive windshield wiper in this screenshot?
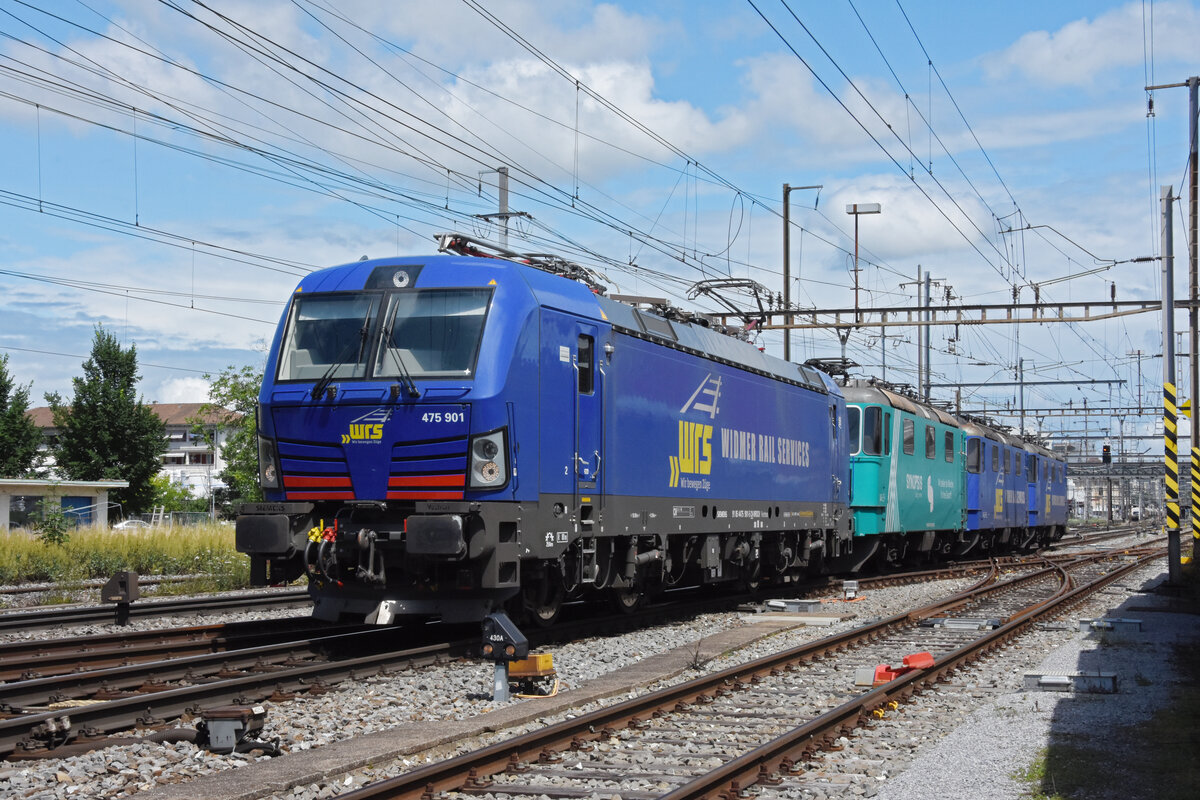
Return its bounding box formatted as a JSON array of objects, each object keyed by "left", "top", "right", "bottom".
[
  {"left": 311, "top": 307, "right": 372, "bottom": 401},
  {"left": 381, "top": 302, "right": 420, "bottom": 401}
]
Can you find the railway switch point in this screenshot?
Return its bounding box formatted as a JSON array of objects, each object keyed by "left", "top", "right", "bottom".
[{"left": 101, "top": 572, "right": 139, "bottom": 626}]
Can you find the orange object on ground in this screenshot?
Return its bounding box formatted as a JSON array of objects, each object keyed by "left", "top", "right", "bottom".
[{"left": 870, "top": 651, "right": 935, "bottom": 686}]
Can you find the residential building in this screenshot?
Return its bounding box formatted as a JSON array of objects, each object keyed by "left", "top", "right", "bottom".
[{"left": 27, "top": 403, "right": 238, "bottom": 498}]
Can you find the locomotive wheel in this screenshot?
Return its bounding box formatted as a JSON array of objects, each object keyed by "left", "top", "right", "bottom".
[
  {"left": 523, "top": 571, "right": 565, "bottom": 628},
  {"left": 609, "top": 584, "right": 643, "bottom": 613}
]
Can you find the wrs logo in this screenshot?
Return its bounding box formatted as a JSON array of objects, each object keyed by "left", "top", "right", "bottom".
[
  {"left": 670, "top": 420, "right": 712, "bottom": 488},
  {"left": 341, "top": 408, "right": 390, "bottom": 444},
  {"left": 342, "top": 424, "right": 383, "bottom": 444}
]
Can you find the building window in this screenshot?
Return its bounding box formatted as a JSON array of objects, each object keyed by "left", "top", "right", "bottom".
[{"left": 188, "top": 452, "right": 214, "bottom": 466}]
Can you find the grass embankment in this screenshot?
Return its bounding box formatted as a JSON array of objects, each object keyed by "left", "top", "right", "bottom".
[
  {"left": 0, "top": 524, "right": 251, "bottom": 596},
  {"left": 1014, "top": 560, "right": 1200, "bottom": 800}
]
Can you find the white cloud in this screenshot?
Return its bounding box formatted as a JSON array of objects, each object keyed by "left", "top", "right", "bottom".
[
  {"left": 981, "top": 1, "right": 1200, "bottom": 88},
  {"left": 155, "top": 376, "right": 212, "bottom": 404}
]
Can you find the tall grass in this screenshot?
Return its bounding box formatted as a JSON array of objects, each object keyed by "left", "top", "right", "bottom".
[{"left": 0, "top": 523, "right": 250, "bottom": 590}]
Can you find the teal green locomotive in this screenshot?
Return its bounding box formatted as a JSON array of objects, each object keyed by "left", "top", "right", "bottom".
[{"left": 843, "top": 382, "right": 970, "bottom": 567}]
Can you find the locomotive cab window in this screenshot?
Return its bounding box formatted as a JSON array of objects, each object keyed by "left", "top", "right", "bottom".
[
  {"left": 883, "top": 412, "right": 892, "bottom": 455},
  {"left": 278, "top": 293, "right": 380, "bottom": 381},
  {"left": 902, "top": 419, "right": 915, "bottom": 455},
  {"left": 924, "top": 425, "right": 936, "bottom": 459},
  {"left": 577, "top": 334, "right": 594, "bottom": 394},
  {"left": 991, "top": 446, "right": 999, "bottom": 473},
  {"left": 375, "top": 288, "right": 491, "bottom": 378},
  {"left": 848, "top": 406, "right": 861, "bottom": 455},
  {"left": 966, "top": 439, "right": 981, "bottom": 473},
  {"left": 863, "top": 406, "right": 883, "bottom": 455}
]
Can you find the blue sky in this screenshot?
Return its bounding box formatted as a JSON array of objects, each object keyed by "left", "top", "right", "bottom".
[{"left": 0, "top": 1, "right": 1196, "bottom": 449}]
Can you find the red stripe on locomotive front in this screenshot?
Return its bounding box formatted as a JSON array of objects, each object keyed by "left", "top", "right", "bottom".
[{"left": 387, "top": 475, "right": 465, "bottom": 487}]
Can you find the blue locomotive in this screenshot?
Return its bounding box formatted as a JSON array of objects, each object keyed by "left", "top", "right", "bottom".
[
  {"left": 236, "top": 234, "right": 854, "bottom": 625},
  {"left": 235, "top": 235, "right": 1067, "bottom": 625}
]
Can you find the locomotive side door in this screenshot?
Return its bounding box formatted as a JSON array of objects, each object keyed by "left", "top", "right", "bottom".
[{"left": 574, "top": 322, "right": 604, "bottom": 531}]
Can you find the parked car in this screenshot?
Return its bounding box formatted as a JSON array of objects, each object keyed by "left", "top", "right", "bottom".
[{"left": 113, "top": 519, "right": 151, "bottom": 530}]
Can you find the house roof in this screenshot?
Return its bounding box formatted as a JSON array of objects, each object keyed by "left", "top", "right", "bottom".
[{"left": 28, "top": 402, "right": 240, "bottom": 429}]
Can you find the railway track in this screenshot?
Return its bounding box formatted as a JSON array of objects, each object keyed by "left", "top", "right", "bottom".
[
  {"left": 0, "top": 562, "right": 1009, "bottom": 760},
  {"left": 0, "top": 589, "right": 311, "bottom": 633},
  {"left": 324, "top": 547, "right": 1159, "bottom": 800},
  {"left": 0, "top": 617, "right": 354, "bottom": 682}
]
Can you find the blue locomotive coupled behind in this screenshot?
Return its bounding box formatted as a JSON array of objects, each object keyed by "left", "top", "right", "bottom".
[{"left": 236, "top": 234, "right": 855, "bottom": 625}]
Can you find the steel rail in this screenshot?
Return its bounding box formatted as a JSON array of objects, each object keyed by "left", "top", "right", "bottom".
[
  {"left": 0, "top": 563, "right": 996, "bottom": 685},
  {"left": 329, "top": 555, "right": 1109, "bottom": 800},
  {"left": 0, "top": 561, "right": 1004, "bottom": 760},
  {"left": 0, "top": 624, "right": 425, "bottom": 710},
  {"left": 0, "top": 589, "right": 311, "bottom": 633},
  {"left": 658, "top": 550, "right": 1159, "bottom": 800},
  {"left": 0, "top": 618, "right": 347, "bottom": 682}
]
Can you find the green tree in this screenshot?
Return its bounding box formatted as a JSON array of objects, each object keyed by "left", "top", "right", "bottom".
[
  {"left": 150, "top": 474, "right": 209, "bottom": 513},
  {"left": 46, "top": 327, "right": 166, "bottom": 514},
  {"left": 193, "top": 364, "right": 263, "bottom": 509},
  {"left": 0, "top": 354, "right": 43, "bottom": 477}
]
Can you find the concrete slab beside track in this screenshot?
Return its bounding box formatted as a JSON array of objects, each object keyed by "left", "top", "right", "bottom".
[{"left": 136, "top": 616, "right": 813, "bottom": 800}]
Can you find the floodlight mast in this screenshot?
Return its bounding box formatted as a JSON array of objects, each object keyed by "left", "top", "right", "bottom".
[
  {"left": 782, "top": 184, "right": 821, "bottom": 362},
  {"left": 845, "top": 202, "right": 881, "bottom": 327}
]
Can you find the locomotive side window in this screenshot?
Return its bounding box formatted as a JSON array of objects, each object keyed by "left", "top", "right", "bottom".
[
  {"left": 863, "top": 406, "right": 882, "bottom": 455},
  {"left": 966, "top": 439, "right": 981, "bottom": 473},
  {"left": 924, "top": 425, "right": 935, "bottom": 459},
  {"left": 991, "top": 445, "right": 999, "bottom": 473},
  {"left": 1027, "top": 456, "right": 1037, "bottom": 482},
  {"left": 943, "top": 431, "right": 954, "bottom": 462},
  {"left": 375, "top": 288, "right": 491, "bottom": 378},
  {"left": 883, "top": 412, "right": 892, "bottom": 454},
  {"left": 278, "top": 293, "right": 380, "bottom": 381},
  {"left": 902, "top": 419, "right": 915, "bottom": 455},
  {"left": 577, "top": 334, "right": 594, "bottom": 394},
  {"left": 847, "top": 406, "right": 861, "bottom": 455}
]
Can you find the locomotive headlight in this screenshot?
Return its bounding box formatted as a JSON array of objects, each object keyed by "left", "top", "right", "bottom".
[
  {"left": 469, "top": 428, "right": 508, "bottom": 489},
  {"left": 258, "top": 435, "right": 281, "bottom": 489}
]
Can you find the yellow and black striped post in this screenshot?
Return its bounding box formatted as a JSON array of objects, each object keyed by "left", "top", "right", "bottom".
[
  {"left": 1193, "top": 447, "right": 1200, "bottom": 552},
  {"left": 1164, "top": 382, "right": 1182, "bottom": 579},
  {"left": 1165, "top": 382, "right": 1180, "bottom": 528}
]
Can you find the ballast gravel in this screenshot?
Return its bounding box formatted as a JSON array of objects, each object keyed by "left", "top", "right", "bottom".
[{"left": 2, "top": 561, "right": 1193, "bottom": 800}]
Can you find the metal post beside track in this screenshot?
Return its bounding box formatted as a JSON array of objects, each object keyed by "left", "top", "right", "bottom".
[{"left": 1163, "top": 185, "right": 1182, "bottom": 583}]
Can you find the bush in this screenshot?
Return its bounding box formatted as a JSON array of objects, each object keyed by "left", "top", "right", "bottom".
[{"left": 33, "top": 500, "right": 72, "bottom": 546}]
